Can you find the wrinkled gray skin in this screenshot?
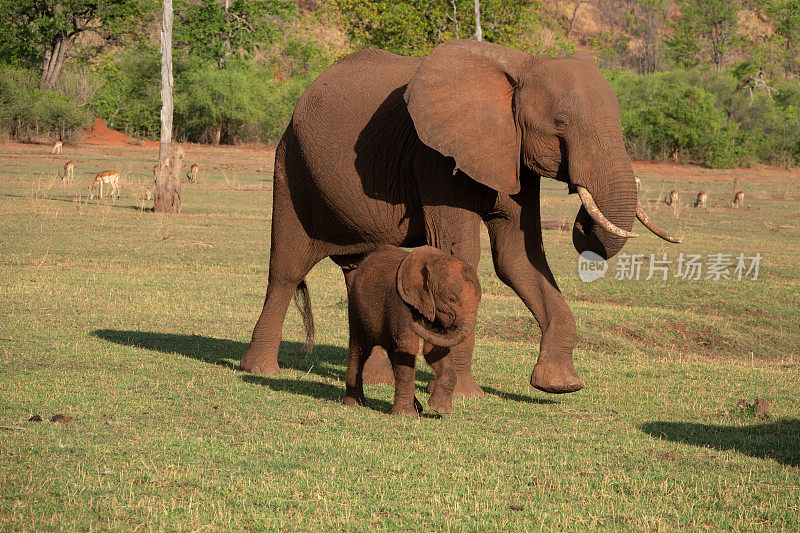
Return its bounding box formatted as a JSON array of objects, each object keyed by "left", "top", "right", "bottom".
[{"left": 240, "top": 40, "right": 679, "bottom": 397}]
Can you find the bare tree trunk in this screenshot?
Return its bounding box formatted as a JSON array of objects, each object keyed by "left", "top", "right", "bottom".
[
  {"left": 212, "top": 122, "right": 222, "bottom": 146},
  {"left": 567, "top": 0, "right": 584, "bottom": 39},
  {"left": 449, "top": 0, "right": 459, "bottom": 39},
  {"left": 221, "top": 0, "right": 232, "bottom": 67},
  {"left": 154, "top": 0, "right": 181, "bottom": 214},
  {"left": 473, "top": 0, "right": 482, "bottom": 41},
  {"left": 41, "top": 35, "right": 70, "bottom": 90}
]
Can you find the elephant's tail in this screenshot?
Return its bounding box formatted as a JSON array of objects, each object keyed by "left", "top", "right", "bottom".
[{"left": 293, "top": 280, "right": 314, "bottom": 354}]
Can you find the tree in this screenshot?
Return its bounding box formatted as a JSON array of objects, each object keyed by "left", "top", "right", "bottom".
[
  {"left": 634, "top": 0, "right": 669, "bottom": 73},
  {"left": 768, "top": 0, "right": 800, "bottom": 76},
  {"left": 327, "top": 0, "right": 528, "bottom": 55},
  {"left": 0, "top": 0, "right": 153, "bottom": 90},
  {"left": 446, "top": 0, "right": 461, "bottom": 40},
  {"left": 174, "top": 0, "right": 291, "bottom": 67},
  {"left": 566, "top": 0, "right": 586, "bottom": 40},
  {"left": 172, "top": 0, "right": 292, "bottom": 144},
  {"left": 669, "top": 0, "right": 740, "bottom": 71},
  {"left": 474, "top": 0, "right": 483, "bottom": 41},
  {"left": 154, "top": 0, "right": 181, "bottom": 213}
]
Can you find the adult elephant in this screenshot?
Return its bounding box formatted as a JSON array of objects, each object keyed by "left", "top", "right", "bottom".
[{"left": 240, "top": 40, "right": 680, "bottom": 396}]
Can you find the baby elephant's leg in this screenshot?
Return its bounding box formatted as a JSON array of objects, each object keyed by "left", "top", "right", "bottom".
[
  {"left": 389, "top": 341, "right": 422, "bottom": 416},
  {"left": 344, "top": 337, "right": 368, "bottom": 407},
  {"left": 423, "top": 342, "right": 456, "bottom": 414}
]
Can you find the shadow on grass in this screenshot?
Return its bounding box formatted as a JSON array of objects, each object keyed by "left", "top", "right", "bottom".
[
  {"left": 481, "top": 385, "right": 557, "bottom": 405},
  {"left": 92, "top": 329, "right": 345, "bottom": 376},
  {"left": 640, "top": 419, "right": 800, "bottom": 467},
  {"left": 0, "top": 192, "right": 143, "bottom": 211},
  {"left": 239, "top": 374, "right": 448, "bottom": 418},
  {"left": 91, "top": 329, "right": 553, "bottom": 409}
]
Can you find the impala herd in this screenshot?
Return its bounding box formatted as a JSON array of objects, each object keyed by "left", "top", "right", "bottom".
[
  {"left": 50, "top": 142, "right": 748, "bottom": 209},
  {"left": 51, "top": 142, "right": 199, "bottom": 202},
  {"left": 658, "top": 181, "right": 746, "bottom": 210}
]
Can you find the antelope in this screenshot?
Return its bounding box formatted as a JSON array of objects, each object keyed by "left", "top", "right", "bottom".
[
  {"left": 89, "top": 170, "right": 121, "bottom": 200},
  {"left": 187, "top": 163, "right": 198, "bottom": 183},
  {"left": 61, "top": 161, "right": 74, "bottom": 183},
  {"left": 634, "top": 176, "right": 641, "bottom": 190},
  {"left": 732, "top": 190, "right": 744, "bottom": 208},
  {"left": 52, "top": 141, "right": 63, "bottom": 154},
  {"left": 665, "top": 190, "right": 679, "bottom": 206},
  {"left": 693, "top": 191, "right": 707, "bottom": 208}
]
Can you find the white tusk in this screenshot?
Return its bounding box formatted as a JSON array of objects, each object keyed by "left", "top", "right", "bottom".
[
  {"left": 636, "top": 205, "right": 683, "bottom": 243},
  {"left": 576, "top": 186, "right": 639, "bottom": 238}
]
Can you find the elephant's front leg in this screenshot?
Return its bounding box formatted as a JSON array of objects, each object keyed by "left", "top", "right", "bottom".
[
  {"left": 422, "top": 343, "right": 456, "bottom": 413},
  {"left": 427, "top": 334, "right": 483, "bottom": 399},
  {"left": 485, "top": 190, "right": 583, "bottom": 394},
  {"left": 388, "top": 339, "right": 423, "bottom": 416},
  {"left": 422, "top": 207, "right": 484, "bottom": 399}
]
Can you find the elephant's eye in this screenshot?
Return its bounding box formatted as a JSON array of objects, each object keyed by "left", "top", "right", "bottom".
[{"left": 554, "top": 117, "right": 567, "bottom": 128}]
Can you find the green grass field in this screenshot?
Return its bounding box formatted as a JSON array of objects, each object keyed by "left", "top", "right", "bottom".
[{"left": 1, "top": 142, "right": 799, "bottom": 530}]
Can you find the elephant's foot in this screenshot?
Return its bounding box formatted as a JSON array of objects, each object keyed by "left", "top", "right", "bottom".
[
  {"left": 362, "top": 348, "right": 394, "bottom": 385},
  {"left": 239, "top": 346, "right": 280, "bottom": 375},
  {"left": 427, "top": 374, "right": 484, "bottom": 399},
  {"left": 391, "top": 396, "right": 424, "bottom": 416},
  {"left": 530, "top": 359, "right": 584, "bottom": 394},
  {"left": 427, "top": 388, "right": 453, "bottom": 414},
  {"left": 453, "top": 374, "right": 484, "bottom": 398}
]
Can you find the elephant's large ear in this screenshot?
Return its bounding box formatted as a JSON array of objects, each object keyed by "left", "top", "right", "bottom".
[
  {"left": 404, "top": 40, "right": 529, "bottom": 195},
  {"left": 397, "top": 247, "right": 440, "bottom": 322}
]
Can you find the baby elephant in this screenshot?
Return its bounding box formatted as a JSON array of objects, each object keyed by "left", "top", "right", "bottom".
[{"left": 344, "top": 245, "right": 481, "bottom": 416}]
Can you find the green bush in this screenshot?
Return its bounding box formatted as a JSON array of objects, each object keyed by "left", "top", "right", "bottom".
[
  {"left": 610, "top": 70, "right": 737, "bottom": 166},
  {"left": 730, "top": 81, "right": 800, "bottom": 167},
  {"left": 609, "top": 68, "right": 800, "bottom": 167},
  {"left": 608, "top": 71, "right": 738, "bottom": 167},
  {"left": 173, "top": 60, "right": 288, "bottom": 144},
  {"left": 90, "top": 46, "right": 162, "bottom": 139},
  {"left": 0, "top": 65, "right": 90, "bottom": 141},
  {"left": 175, "top": 61, "right": 263, "bottom": 143},
  {"left": 174, "top": 39, "right": 329, "bottom": 144},
  {"left": 86, "top": 36, "right": 331, "bottom": 144}
]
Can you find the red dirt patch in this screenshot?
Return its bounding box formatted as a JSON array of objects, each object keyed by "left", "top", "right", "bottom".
[
  {"left": 82, "top": 118, "right": 158, "bottom": 147},
  {"left": 584, "top": 317, "right": 745, "bottom": 359},
  {"left": 632, "top": 160, "right": 800, "bottom": 184}
]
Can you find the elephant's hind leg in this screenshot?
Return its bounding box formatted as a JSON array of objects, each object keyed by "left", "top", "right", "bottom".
[
  {"left": 240, "top": 149, "right": 322, "bottom": 375},
  {"left": 337, "top": 258, "right": 395, "bottom": 385},
  {"left": 343, "top": 328, "right": 369, "bottom": 407},
  {"left": 240, "top": 272, "right": 310, "bottom": 375}
]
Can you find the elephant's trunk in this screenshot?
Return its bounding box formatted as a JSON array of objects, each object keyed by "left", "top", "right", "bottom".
[
  {"left": 409, "top": 315, "right": 472, "bottom": 348},
  {"left": 570, "top": 152, "right": 638, "bottom": 260},
  {"left": 576, "top": 186, "right": 638, "bottom": 239}
]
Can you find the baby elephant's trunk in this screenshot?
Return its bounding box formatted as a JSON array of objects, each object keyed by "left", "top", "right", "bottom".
[
  {"left": 409, "top": 318, "right": 472, "bottom": 348},
  {"left": 293, "top": 280, "right": 315, "bottom": 354}
]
